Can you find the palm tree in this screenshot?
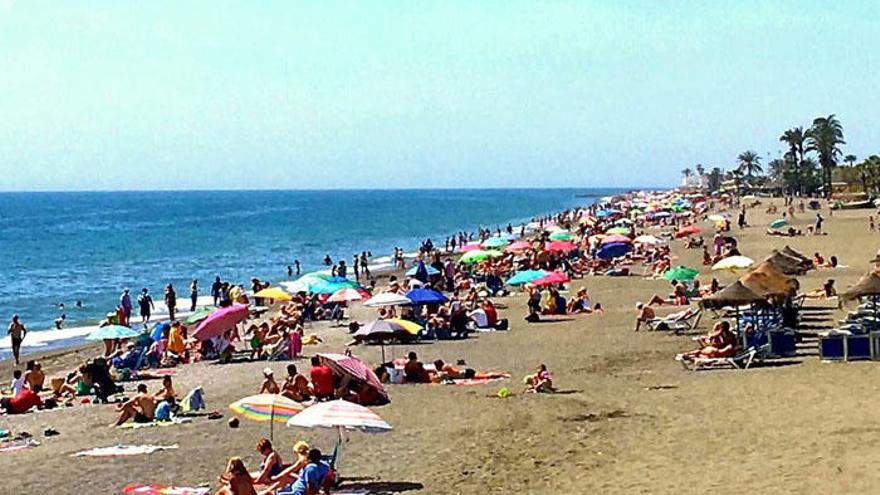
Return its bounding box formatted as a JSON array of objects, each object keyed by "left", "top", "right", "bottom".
[
  {"left": 845, "top": 154, "right": 857, "bottom": 167},
  {"left": 695, "top": 164, "right": 705, "bottom": 176},
  {"left": 779, "top": 126, "right": 805, "bottom": 194},
  {"left": 681, "top": 168, "right": 693, "bottom": 179},
  {"left": 806, "top": 114, "right": 846, "bottom": 197},
  {"left": 736, "top": 150, "right": 763, "bottom": 179},
  {"left": 707, "top": 167, "right": 723, "bottom": 191}
]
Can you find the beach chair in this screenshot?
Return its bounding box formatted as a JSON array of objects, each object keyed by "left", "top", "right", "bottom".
[
  {"left": 677, "top": 346, "right": 760, "bottom": 371},
  {"left": 647, "top": 308, "right": 702, "bottom": 334}
]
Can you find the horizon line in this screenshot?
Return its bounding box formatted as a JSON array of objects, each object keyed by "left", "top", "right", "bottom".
[{"left": 0, "top": 184, "right": 671, "bottom": 194}]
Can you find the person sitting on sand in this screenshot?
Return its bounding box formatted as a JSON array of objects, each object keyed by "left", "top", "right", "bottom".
[
  {"left": 567, "top": 287, "right": 591, "bottom": 314},
  {"left": 267, "top": 441, "right": 311, "bottom": 489},
  {"left": 813, "top": 252, "right": 825, "bottom": 267},
  {"left": 281, "top": 364, "right": 312, "bottom": 402},
  {"left": 633, "top": 302, "right": 655, "bottom": 332},
  {"left": 403, "top": 352, "right": 431, "bottom": 384},
  {"left": 113, "top": 383, "right": 156, "bottom": 426},
  {"left": 260, "top": 368, "right": 280, "bottom": 394},
  {"left": 0, "top": 387, "right": 45, "bottom": 414},
  {"left": 278, "top": 448, "right": 333, "bottom": 495},
  {"left": 541, "top": 287, "right": 567, "bottom": 315},
  {"left": 167, "top": 321, "right": 187, "bottom": 358},
  {"left": 309, "top": 356, "right": 335, "bottom": 401},
  {"left": 525, "top": 364, "right": 556, "bottom": 393},
  {"left": 252, "top": 438, "right": 284, "bottom": 487},
  {"left": 646, "top": 281, "right": 688, "bottom": 306},
  {"left": 216, "top": 457, "right": 258, "bottom": 495},
  {"left": 153, "top": 375, "right": 177, "bottom": 402},
  {"left": 24, "top": 360, "right": 45, "bottom": 392}
]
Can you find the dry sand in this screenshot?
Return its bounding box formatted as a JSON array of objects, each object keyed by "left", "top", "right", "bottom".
[{"left": 3, "top": 201, "right": 880, "bottom": 494}]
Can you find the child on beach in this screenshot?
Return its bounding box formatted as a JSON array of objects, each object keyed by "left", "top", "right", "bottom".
[{"left": 525, "top": 364, "right": 556, "bottom": 393}]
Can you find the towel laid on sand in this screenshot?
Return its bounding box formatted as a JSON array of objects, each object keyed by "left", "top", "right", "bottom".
[
  {"left": 117, "top": 418, "right": 192, "bottom": 430},
  {"left": 122, "top": 485, "right": 209, "bottom": 495},
  {"left": 0, "top": 438, "right": 40, "bottom": 453},
  {"left": 72, "top": 444, "right": 179, "bottom": 457}
]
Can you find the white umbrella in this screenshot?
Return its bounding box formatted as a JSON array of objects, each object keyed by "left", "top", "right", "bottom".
[
  {"left": 633, "top": 235, "right": 664, "bottom": 245},
  {"left": 327, "top": 288, "right": 366, "bottom": 303},
  {"left": 363, "top": 292, "right": 412, "bottom": 307},
  {"left": 287, "top": 399, "right": 391, "bottom": 433},
  {"left": 712, "top": 255, "right": 755, "bottom": 271}
]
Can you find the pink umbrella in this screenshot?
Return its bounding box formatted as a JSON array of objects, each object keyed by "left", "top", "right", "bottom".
[
  {"left": 505, "top": 241, "right": 531, "bottom": 253},
  {"left": 544, "top": 241, "right": 577, "bottom": 252},
  {"left": 675, "top": 225, "right": 701, "bottom": 238},
  {"left": 459, "top": 242, "right": 483, "bottom": 252},
  {"left": 601, "top": 234, "right": 632, "bottom": 245},
  {"left": 319, "top": 353, "right": 388, "bottom": 401},
  {"left": 532, "top": 271, "right": 570, "bottom": 286},
  {"left": 327, "top": 288, "right": 369, "bottom": 303},
  {"left": 191, "top": 304, "right": 249, "bottom": 341}
]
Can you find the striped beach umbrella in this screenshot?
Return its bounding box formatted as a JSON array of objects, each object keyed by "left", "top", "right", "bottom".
[
  {"left": 229, "top": 393, "right": 304, "bottom": 440},
  {"left": 287, "top": 399, "right": 391, "bottom": 433}
]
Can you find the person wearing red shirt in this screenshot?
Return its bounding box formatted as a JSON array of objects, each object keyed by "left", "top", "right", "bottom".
[
  {"left": 483, "top": 300, "right": 498, "bottom": 327},
  {"left": 309, "top": 356, "right": 334, "bottom": 400},
  {"left": 0, "top": 388, "right": 43, "bottom": 414}
]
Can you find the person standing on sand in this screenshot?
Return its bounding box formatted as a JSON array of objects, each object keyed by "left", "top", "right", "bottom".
[
  {"left": 7, "top": 315, "right": 26, "bottom": 366},
  {"left": 138, "top": 288, "right": 154, "bottom": 323},
  {"left": 211, "top": 276, "right": 222, "bottom": 306},
  {"left": 119, "top": 288, "right": 132, "bottom": 326},
  {"left": 165, "top": 284, "right": 177, "bottom": 321},
  {"left": 815, "top": 213, "right": 824, "bottom": 234},
  {"left": 190, "top": 279, "right": 199, "bottom": 312}
]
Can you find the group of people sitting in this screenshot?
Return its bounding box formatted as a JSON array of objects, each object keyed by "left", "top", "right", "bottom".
[{"left": 216, "top": 439, "right": 335, "bottom": 495}]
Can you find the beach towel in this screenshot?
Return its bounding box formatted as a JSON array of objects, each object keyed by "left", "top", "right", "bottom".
[
  {"left": 117, "top": 418, "right": 192, "bottom": 430},
  {"left": 121, "top": 485, "right": 210, "bottom": 495},
  {"left": 0, "top": 438, "right": 40, "bottom": 453},
  {"left": 180, "top": 386, "right": 205, "bottom": 413},
  {"left": 448, "top": 377, "right": 508, "bottom": 386},
  {"left": 72, "top": 444, "right": 179, "bottom": 457}
]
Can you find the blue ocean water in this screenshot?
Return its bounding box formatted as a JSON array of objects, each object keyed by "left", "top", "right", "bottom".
[{"left": 0, "top": 188, "right": 620, "bottom": 339}]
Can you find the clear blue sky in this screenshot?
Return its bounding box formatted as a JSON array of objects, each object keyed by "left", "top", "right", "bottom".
[{"left": 0, "top": 1, "right": 877, "bottom": 191}]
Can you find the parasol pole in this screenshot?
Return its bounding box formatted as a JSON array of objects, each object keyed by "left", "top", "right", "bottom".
[{"left": 270, "top": 406, "right": 275, "bottom": 442}]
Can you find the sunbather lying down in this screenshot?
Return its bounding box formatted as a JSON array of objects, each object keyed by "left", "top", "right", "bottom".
[
  {"left": 676, "top": 321, "right": 738, "bottom": 362},
  {"left": 431, "top": 360, "right": 508, "bottom": 383}
]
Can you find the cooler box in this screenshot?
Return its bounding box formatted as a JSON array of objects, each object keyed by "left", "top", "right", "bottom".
[
  {"left": 819, "top": 334, "right": 846, "bottom": 361},
  {"left": 847, "top": 335, "right": 872, "bottom": 361}
]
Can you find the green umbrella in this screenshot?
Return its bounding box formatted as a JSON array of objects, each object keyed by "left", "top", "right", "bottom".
[
  {"left": 184, "top": 306, "right": 215, "bottom": 325},
  {"left": 548, "top": 231, "right": 572, "bottom": 241},
  {"left": 459, "top": 249, "right": 503, "bottom": 265},
  {"left": 770, "top": 218, "right": 788, "bottom": 229},
  {"left": 481, "top": 236, "right": 509, "bottom": 249},
  {"left": 663, "top": 266, "right": 699, "bottom": 282}
]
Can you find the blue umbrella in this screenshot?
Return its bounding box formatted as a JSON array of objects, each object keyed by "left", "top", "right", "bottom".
[
  {"left": 87, "top": 325, "right": 142, "bottom": 341},
  {"left": 596, "top": 242, "right": 632, "bottom": 260},
  {"left": 506, "top": 269, "right": 548, "bottom": 286},
  {"left": 405, "top": 288, "right": 448, "bottom": 305},
  {"left": 150, "top": 321, "right": 170, "bottom": 342},
  {"left": 405, "top": 264, "right": 440, "bottom": 277}
]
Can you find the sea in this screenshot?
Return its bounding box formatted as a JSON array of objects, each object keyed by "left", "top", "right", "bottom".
[{"left": 0, "top": 188, "right": 624, "bottom": 358}]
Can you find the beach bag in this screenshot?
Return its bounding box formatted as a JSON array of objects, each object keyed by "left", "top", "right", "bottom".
[{"left": 495, "top": 319, "right": 509, "bottom": 331}]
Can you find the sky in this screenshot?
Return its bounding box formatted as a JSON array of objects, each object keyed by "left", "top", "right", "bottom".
[{"left": 0, "top": 1, "right": 877, "bottom": 191}]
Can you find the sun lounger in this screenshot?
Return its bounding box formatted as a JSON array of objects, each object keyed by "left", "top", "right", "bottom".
[
  {"left": 647, "top": 308, "right": 701, "bottom": 334},
  {"left": 676, "top": 346, "right": 760, "bottom": 371}
]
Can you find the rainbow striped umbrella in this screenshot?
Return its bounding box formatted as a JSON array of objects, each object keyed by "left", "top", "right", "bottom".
[{"left": 229, "top": 394, "right": 304, "bottom": 440}]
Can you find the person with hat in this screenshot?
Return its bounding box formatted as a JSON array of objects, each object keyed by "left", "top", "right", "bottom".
[{"left": 260, "top": 367, "right": 280, "bottom": 394}]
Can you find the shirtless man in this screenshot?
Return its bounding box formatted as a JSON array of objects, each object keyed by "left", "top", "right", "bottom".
[
  {"left": 8, "top": 315, "right": 26, "bottom": 365},
  {"left": 634, "top": 303, "right": 655, "bottom": 332},
  {"left": 280, "top": 364, "right": 312, "bottom": 402},
  {"left": 113, "top": 383, "right": 157, "bottom": 426},
  {"left": 24, "top": 361, "right": 45, "bottom": 392}
]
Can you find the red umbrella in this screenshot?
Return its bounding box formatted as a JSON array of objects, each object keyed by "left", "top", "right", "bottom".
[
  {"left": 505, "top": 241, "right": 532, "bottom": 253},
  {"left": 532, "top": 271, "right": 570, "bottom": 286},
  {"left": 191, "top": 304, "right": 249, "bottom": 341},
  {"left": 544, "top": 241, "right": 577, "bottom": 252},
  {"left": 600, "top": 234, "right": 632, "bottom": 245},
  {"left": 319, "top": 353, "right": 388, "bottom": 401},
  {"left": 675, "top": 225, "right": 701, "bottom": 238}
]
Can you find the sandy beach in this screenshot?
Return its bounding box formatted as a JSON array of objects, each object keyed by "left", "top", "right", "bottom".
[{"left": 2, "top": 199, "right": 879, "bottom": 494}]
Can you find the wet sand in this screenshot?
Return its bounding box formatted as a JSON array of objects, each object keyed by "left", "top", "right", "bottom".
[{"left": 2, "top": 202, "right": 880, "bottom": 494}]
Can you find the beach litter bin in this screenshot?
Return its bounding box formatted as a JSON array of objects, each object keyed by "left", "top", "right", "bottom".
[
  {"left": 818, "top": 332, "right": 846, "bottom": 361},
  {"left": 846, "top": 334, "right": 872, "bottom": 361}
]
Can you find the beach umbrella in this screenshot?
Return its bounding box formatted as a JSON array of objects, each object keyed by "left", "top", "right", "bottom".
[
  {"left": 229, "top": 393, "right": 304, "bottom": 441},
  {"left": 287, "top": 399, "right": 391, "bottom": 433},
  {"left": 596, "top": 242, "right": 631, "bottom": 259},
  {"left": 505, "top": 241, "right": 532, "bottom": 253},
  {"left": 548, "top": 231, "right": 572, "bottom": 241},
  {"left": 604, "top": 226, "right": 630, "bottom": 236},
  {"left": 459, "top": 242, "right": 483, "bottom": 252},
  {"left": 481, "top": 236, "right": 510, "bottom": 248},
  {"left": 707, "top": 214, "right": 727, "bottom": 223},
  {"left": 506, "top": 269, "right": 548, "bottom": 286},
  {"left": 150, "top": 321, "right": 170, "bottom": 342},
  {"left": 405, "top": 263, "right": 440, "bottom": 277},
  {"left": 459, "top": 249, "right": 502, "bottom": 264},
  {"left": 363, "top": 292, "right": 412, "bottom": 307},
  {"left": 318, "top": 354, "right": 388, "bottom": 401},
  {"left": 311, "top": 277, "right": 360, "bottom": 295},
  {"left": 410, "top": 260, "right": 431, "bottom": 283},
  {"left": 675, "top": 225, "right": 701, "bottom": 237},
  {"left": 191, "top": 304, "right": 249, "bottom": 341},
  {"left": 183, "top": 307, "right": 215, "bottom": 325},
  {"left": 327, "top": 288, "right": 369, "bottom": 303},
  {"left": 532, "top": 271, "right": 570, "bottom": 287},
  {"left": 405, "top": 288, "right": 448, "bottom": 305},
  {"left": 662, "top": 266, "right": 699, "bottom": 282},
  {"left": 86, "top": 325, "right": 142, "bottom": 341},
  {"left": 601, "top": 234, "right": 632, "bottom": 245},
  {"left": 253, "top": 287, "right": 292, "bottom": 301},
  {"left": 711, "top": 256, "right": 755, "bottom": 271},
  {"left": 544, "top": 241, "right": 577, "bottom": 252},
  {"left": 633, "top": 235, "right": 664, "bottom": 245},
  {"left": 770, "top": 218, "right": 788, "bottom": 229},
  {"left": 386, "top": 318, "right": 423, "bottom": 335}
]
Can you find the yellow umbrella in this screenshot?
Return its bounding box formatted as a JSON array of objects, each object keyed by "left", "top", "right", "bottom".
[
  {"left": 254, "top": 287, "right": 292, "bottom": 301},
  {"left": 386, "top": 318, "right": 422, "bottom": 335}
]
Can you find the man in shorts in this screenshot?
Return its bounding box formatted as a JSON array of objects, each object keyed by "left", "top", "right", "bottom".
[
  {"left": 7, "top": 315, "right": 26, "bottom": 365},
  {"left": 112, "top": 383, "right": 156, "bottom": 426}
]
